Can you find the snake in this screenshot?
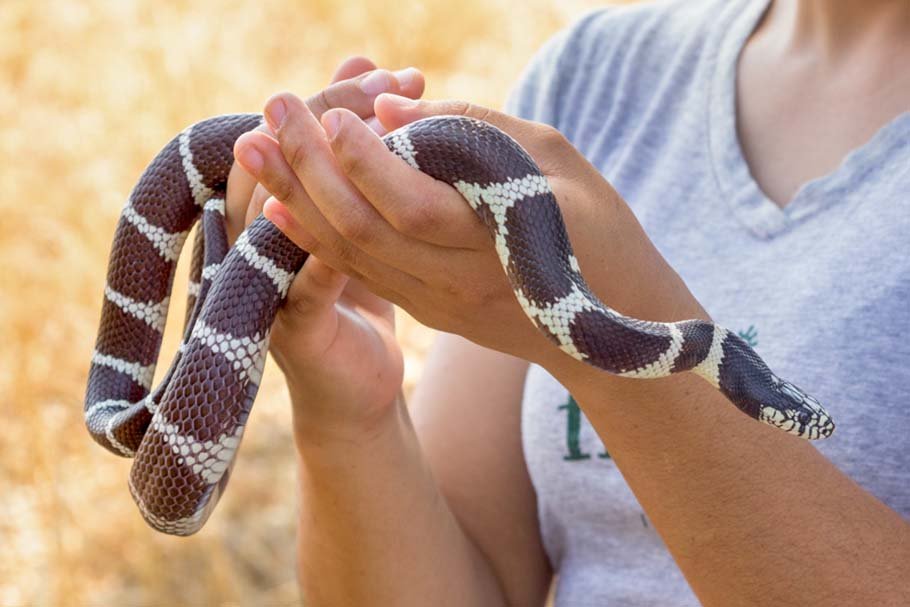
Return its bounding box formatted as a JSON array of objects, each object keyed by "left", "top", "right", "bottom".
[{"left": 84, "top": 113, "right": 835, "bottom": 535}]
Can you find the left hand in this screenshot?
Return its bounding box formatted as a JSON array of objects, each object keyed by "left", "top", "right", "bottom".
[{"left": 233, "top": 92, "right": 709, "bottom": 371}]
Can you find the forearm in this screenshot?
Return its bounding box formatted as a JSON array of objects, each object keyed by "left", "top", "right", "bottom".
[
  {"left": 293, "top": 394, "right": 505, "bottom": 607},
  {"left": 551, "top": 360, "right": 910, "bottom": 606}
]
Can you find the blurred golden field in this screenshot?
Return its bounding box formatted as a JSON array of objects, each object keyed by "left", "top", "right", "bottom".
[{"left": 0, "top": 1, "right": 610, "bottom": 604}]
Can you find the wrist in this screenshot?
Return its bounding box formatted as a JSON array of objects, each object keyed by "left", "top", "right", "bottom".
[{"left": 291, "top": 387, "right": 406, "bottom": 455}]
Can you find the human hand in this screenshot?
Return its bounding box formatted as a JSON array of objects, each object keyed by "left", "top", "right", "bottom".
[
  {"left": 234, "top": 92, "right": 708, "bottom": 378},
  {"left": 225, "top": 57, "right": 426, "bottom": 441},
  {"left": 226, "top": 56, "right": 424, "bottom": 239}
]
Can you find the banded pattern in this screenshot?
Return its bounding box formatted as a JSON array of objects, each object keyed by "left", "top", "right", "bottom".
[
  {"left": 86, "top": 114, "right": 835, "bottom": 536},
  {"left": 85, "top": 114, "right": 308, "bottom": 534}
]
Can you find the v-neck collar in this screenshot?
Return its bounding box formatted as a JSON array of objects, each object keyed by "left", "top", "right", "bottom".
[{"left": 706, "top": 0, "right": 910, "bottom": 240}]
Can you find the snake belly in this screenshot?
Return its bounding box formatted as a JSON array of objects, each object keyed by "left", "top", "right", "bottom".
[{"left": 84, "top": 113, "right": 835, "bottom": 535}]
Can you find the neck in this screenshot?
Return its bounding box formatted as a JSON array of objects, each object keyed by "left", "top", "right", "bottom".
[{"left": 765, "top": 0, "right": 910, "bottom": 58}]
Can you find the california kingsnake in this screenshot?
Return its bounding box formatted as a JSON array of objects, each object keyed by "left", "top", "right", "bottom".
[{"left": 85, "top": 113, "right": 835, "bottom": 535}]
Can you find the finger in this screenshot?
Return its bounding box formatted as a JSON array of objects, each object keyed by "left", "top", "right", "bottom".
[
  {"left": 262, "top": 196, "right": 423, "bottom": 306},
  {"left": 227, "top": 70, "right": 426, "bottom": 248},
  {"left": 236, "top": 129, "right": 361, "bottom": 271},
  {"left": 298, "top": 70, "right": 396, "bottom": 123},
  {"left": 279, "top": 253, "right": 349, "bottom": 331},
  {"left": 295, "top": 67, "right": 425, "bottom": 124},
  {"left": 261, "top": 93, "right": 451, "bottom": 267},
  {"left": 365, "top": 116, "right": 385, "bottom": 136},
  {"left": 234, "top": 129, "right": 308, "bottom": 212},
  {"left": 225, "top": 161, "right": 258, "bottom": 244},
  {"left": 322, "top": 107, "right": 485, "bottom": 249},
  {"left": 331, "top": 58, "right": 424, "bottom": 101},
  {"left": 391, "top": 67, "right": 425, "bottom": 103},
  {"left": 244, "top": 183, "right": 271, "bottom": 227},
  {"left": 265, "top": 198, "right": 418, "bottom": 310},
  {"left": 225, "top": 123, "right": 274, "bottom": 244},
  {"left": 330, "top": 56, "right": 377, "bottom": 83},
  {"left": 374, "top": 94, "right": 508, "bottom": 132},
  {"left": 374, "top": 93, "right": 567, "bottom": 175}
]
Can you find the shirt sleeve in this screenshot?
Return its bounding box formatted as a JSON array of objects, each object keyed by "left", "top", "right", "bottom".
[
  {"left": 503, "top": 8, "right": 613, "bottom": 130},
  {"left": 503, "top": 27, "right": 572, "bottom": 126}
]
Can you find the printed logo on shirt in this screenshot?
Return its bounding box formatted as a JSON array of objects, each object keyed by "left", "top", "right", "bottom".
[
  {"left": 558, "top": 395, "right": 610, "bottom": 460},
  {"left": 738, "top": 324, "right": 758, "bottom": 347}
]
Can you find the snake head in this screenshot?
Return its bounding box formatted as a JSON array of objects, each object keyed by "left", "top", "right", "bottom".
[{"left": 759, "top": 377, "right": 835, "bottom": 440}]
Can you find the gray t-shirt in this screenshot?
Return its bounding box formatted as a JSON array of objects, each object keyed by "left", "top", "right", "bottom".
[{"left": 507, "top": 1, "right": 910, "bottom": 605}]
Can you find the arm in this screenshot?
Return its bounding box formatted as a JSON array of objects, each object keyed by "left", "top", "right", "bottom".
[
  {"left": 227, "top": 60, "right": 549, "bottom": 605},
  {"left": 240, "top": 92, "right": 910, "bottom": 606},
  {"left": 291, "top": 335, "right": 547, "bottom": 606},
  {"left": 550, "top": 313, "right": 910, "bottom": 607},
  {"left": 410, "top": 334, "right": 550, "bottom": 605},
  {"left": 291, "top": 388, "right": 503, "bottom": 606}
]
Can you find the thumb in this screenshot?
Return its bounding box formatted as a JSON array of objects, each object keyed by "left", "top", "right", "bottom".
[
  {"left": 374, "top": 94, "right": 513, "bottom": 133},
  {"left": 374, "top": 94, "right": 549, "bottom": 158},
  {"left": 286, "top": 254, "right": 350, "bottom": 321},
  {"left": 272, "top": 254, "right": 349, "bottom": 361}
]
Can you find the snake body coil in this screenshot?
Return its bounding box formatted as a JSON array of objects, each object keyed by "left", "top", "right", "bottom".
[{"left": 85, "top": 114, "right": 835, "bottom": 535}]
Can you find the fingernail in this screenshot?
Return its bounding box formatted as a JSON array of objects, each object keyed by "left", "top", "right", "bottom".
[
  {"left": 359, "top": 70, "right": 392, "bottom": 96},
  {"left": 383, "top": 93, "right": 418, "bottom": 108},
  {"left": 237, "top": 144, "right": 263, "bottom": 174},
  {"left": 393, "top": 67, "right": 419, "bottom": 88},
  {"left": 365, "top": 116, "right": 384, "bottom": 134},
  {"left": 265, "top": 97, "right": 287, "bottom": 130},
  {"left": 323, "top": 110, "right": 342, "bottom": 139}
]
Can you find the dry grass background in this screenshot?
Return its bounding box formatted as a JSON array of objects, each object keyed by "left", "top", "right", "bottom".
[{"left": 0, "top": 0, "right": 619, "bottom": 604}]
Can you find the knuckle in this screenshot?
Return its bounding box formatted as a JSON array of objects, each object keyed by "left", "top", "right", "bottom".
[
  {"left": 286, "top": 288, "right": 317, "bottom": 318},
  {"left": 307, "top": 88, "right": 333, "bottom": 119},
  {"left": 539, "top": 123, "right": 567, "bottom": 148},
  {"left": 333, "top": 237, "right": 359, "bottom": 266},
  {"left": 284, "top": 139, "right": 309, "bottom": 176},
  {"left": 336, "top": 138, "right": 367, "bottom": 178},
  {"left": 463, "top": 283, "right": 493, "bottom": 309},
  {"left": 467, "top": 103, "right": 493, "bottom": 123},
  {"left": 449, "top": 100, "right": 493, "bottom": 123},
  {"left": 336, "top": 207, "right": 374, "bottom": 245},
  {"left": 394, "top": 201, "right": 437, "bottom": 237},
  {"left": 439, "top": 277, "right": 469, "bottom": 307},
  {"left": 266, "top": 172, "right": 295, "bottom": 204},
  {"left": 448, "top": 100, "right": 471, "bottom": 115}
]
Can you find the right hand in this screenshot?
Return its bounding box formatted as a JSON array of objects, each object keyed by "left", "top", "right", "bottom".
[{"left": 225, "top": 57, "right": 426, "bottom": 441}]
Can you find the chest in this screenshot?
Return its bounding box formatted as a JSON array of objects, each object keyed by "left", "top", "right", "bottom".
[{"left": 735, "top": 37, "right": 910, "bottom": 206}]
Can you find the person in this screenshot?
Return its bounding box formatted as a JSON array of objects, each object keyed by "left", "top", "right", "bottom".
[{"left": 226, "top": 0, "right": 910, "bottom": 604}]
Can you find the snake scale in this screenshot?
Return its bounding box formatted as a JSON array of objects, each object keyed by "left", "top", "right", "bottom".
[{"left": 84, "top": 113, "right": 835, "bottom": 535}]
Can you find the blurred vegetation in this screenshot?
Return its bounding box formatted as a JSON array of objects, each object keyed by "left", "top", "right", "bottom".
[{"left": 0, "top": 0, "right": 612, "bottom": 604}]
